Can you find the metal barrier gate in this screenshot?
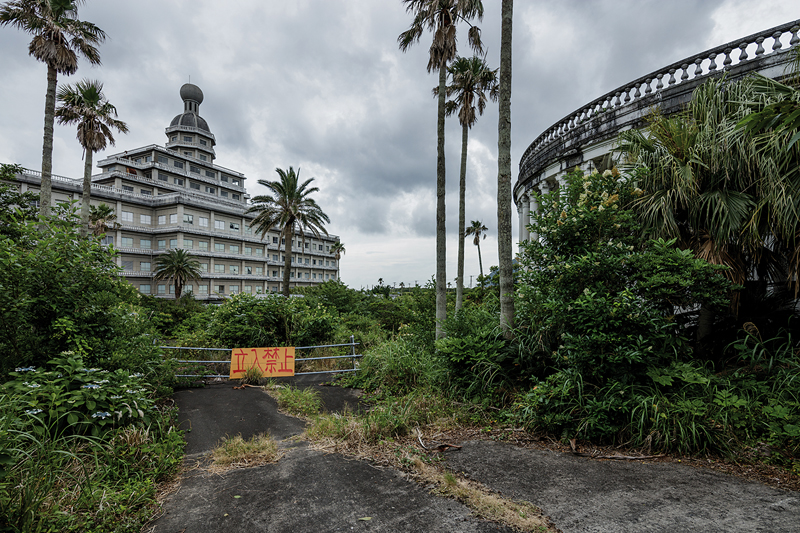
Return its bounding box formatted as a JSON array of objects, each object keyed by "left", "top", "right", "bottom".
[{"left": 160, "top": 335, "right": 361, "bottom": 379}]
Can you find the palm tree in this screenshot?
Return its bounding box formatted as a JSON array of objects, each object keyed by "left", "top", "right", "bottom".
[
  {"left": 88, "top": 202, "right": 118, "bottom": 236},
  {"left": 398, "top": 0, "right": 484, "bottom": 339},
  {"left": 247, "top": 167, "right": 330, "bottom": 297},
  {"left": 56, "top": 79, "right": 128, "bottom": 237},
  {"left": 497, "top": 0, "right": 515, "bottom": 335},
  {"left": 330, "top": 241, "right": 345, "bottom": 262},
  {"left": 465, "top": 220, "right": 487, "bottom": 287},
  {"left": 438, "top": 55, "right": 498, "bottom": 311},
  {"left": 0, "top": 0, "right": 106, "bottom": 220},
  {"left": 617, "top": 75, "right": 800, "bottom": 343},
  {"left": 153, "top": 249, "right": 202, "bottom": 300}
]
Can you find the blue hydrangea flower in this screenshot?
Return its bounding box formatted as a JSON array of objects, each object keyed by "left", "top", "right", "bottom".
[
  {"left": 110, "top": 395, "right": 122, "bottom": 399},
  {"left": 82, "top": 384, "right": 100, "bottom": 389},
  {"left": 15, "top": 366, "right": 35, "bottom": 372},
  {"left": 91, "top": 412, "right": 111, "bottom": 419},
  {"left": 25, "top": 382, "right": 41, "bottom": 388},
  {"left": 25, "top": 408, "right": 43, "bottom": 415}
]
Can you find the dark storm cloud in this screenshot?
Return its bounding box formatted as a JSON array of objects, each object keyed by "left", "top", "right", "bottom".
[{"left": 1, "top": 0, "right": 795, "bottom": 286}]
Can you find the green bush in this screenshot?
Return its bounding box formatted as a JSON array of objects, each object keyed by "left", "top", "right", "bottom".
[{"left": 2, "top": 353, "right": 155, "bottom": 437}]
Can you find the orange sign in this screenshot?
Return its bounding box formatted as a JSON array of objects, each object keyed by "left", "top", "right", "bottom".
[{"left": 230, "top": 347, "right": 295, "bottom": 379}]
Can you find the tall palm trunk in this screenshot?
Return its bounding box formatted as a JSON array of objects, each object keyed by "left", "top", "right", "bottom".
[
  {"left": 80, "top": 150, "right": 93, "bottom": 237},
  {"left": 476, "top": 239, "right": 484, "bottom": 287},
  {"left": 282, "top": 226, "right": 294, "bottom": 297},
  {"left": 497, "top": 0, "right": 514, "bottom": 337},
  {"left": 40, "top": 64, "right": 57, "bottom": 220},
  {"left": 435, "top": 60, "right": 447, "bottom": 339},
  {"left": 456, "top": 121, "right": 468, "bottom": 312}
]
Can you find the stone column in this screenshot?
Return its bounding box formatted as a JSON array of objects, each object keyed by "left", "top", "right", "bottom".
[
  {"left": 530, "top": 195, "right": 540, "bottom": 243},
  {"left": 521, "top": 193, "right": 530, "bottom": 243},
  {"left": 517, "top": 204, "right": 524, "bottom": 244}
]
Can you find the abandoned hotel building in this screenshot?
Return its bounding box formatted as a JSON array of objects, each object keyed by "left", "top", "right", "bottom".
[{"left": 14, "top": 83, "right": 341, "bottom": 299}]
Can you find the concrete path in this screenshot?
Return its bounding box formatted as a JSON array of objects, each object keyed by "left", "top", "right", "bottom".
[
  {"left": 151, "top": 379, "right": 513, "bottom": 532},
  {"left": 152, "top": 378, "right": 799, "bottom": 532},
  {"left": 445, "top": 440, "right": 800, "bottom": 533}
]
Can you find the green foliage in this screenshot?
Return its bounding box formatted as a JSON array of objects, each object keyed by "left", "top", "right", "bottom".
[
  {"left": 0, "top": 206, "right": 157, "bottom": 375},
  {"left": 268, "top": 384, "right": 322, "bottom": 418},
  {"left": 2, "top": 353, "right": 155, "bottom": 437},
  {"left": 174, "top": 292, "right": 335, "bottom": 349},
  {"left": 0, "top": 164, "right": 39, "bottom": 240}
]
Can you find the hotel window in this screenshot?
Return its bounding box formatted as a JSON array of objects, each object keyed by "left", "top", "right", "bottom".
[
  {"left": 170, "top": 136, "right": 177, "bottom": 142},
  {"left": 198, "top": 285, "right": 208, "bottom": 294},
  {"left": 313, "top": 273, "right": 317, "bottom": 279},
  {"left": 140, "top": 214, "right": 152, "bottom": 225},
  {"left": 272, "top": 270, "right": 278, "bottom": 277},
  {"left": 230, "top": 245, "right": 239, "bottom": 254},
  {"left": 245, "top": 247, "right": 252, "bottom": 256},
  {"left": 199, "top": 216, "right": 208, "bottom": 227},
  {"left": 246, "top": 266, "right": 253, "bottom": 275},
  {"left": 157, "top": 285, "right": 166, "bottom": 295},
  {"left": 190, "top": 182, "right": 200, "bottom": 190},
  {"left": 331, "top": 260, "right": 336, "bottom": 266},
  {"left": 190, "top": 165, "right": 200, "bottom": 174},
  {"left": 184, "top": 239, "right": 193, "bottom": 249},
  {"left": 206, "top": 186, "right": 216, "bottom": 194},
  {"left": 230, "top": 222, "right": 240, "bottom": 231},
  {"left": 217, "top": 285, "right": 225, "bottom": 294},
  {"left": 199, "top": 139, "right": 207, "bottom": 146},
  {"left": 256, "top": 267, "right": 263, "bottom": 275},
  {"left": 272, "top": 254, "right": 279, "bottom": 261},
  {"left": 255, "top": 248, "right": 263, "bottom": 256},
  {"left": 198, "top": 241, "right": 208, "bottom": 251},
  {"left": 121, "top": 237, "right": 133, "bottom": 247},
  {"left": 221, "top": 191, "right": 228, "bottom": 198},
  {"left": 313, "top": 259, "right": 317, "bottom": 265},
  {"left": 200, "top": 262, "right": 208, "bottom": 272},
  {"left": 230, "top": 265, "right": 239, "bottom": 274},
  {"left": 145, "top": 156, "right": 151, "bottom": 162},
  {"left": 305, "top": 242, "right": 309, "bottom": 249},
  {"left": 140, "top": 239, "right": 151, "bottom": 248},
  {"left": 157, "top": 240, "right": 166, "bottom": 250},
  {"left": 290, "top": 272, "right": 294, "bottom": 278},
  {"left": 122, "top": 260, "right": 133, "bottom": 270},
  {"left": 140, "top": 189, "right": 152, "bottom": 196},
  {"left": 244, "top": 285, "right": 252, "bottom": 294},
  {"left": 183, "top": 136, "right": 192, "bottom": 142},
  {"left": 232, "top": 178, "right": 240, "bottom": 186},
  {"left": 305, "top": 273, "right": 310, "bottom": 279},
  {"left": 184, "top": 151, "right": 192, "bottom": 157},
  {"left": 220, "top": 175, "right": 228, "bottom": 182},
  {"left": 184, "top": 285, "right": 192, "bottom": 294},
  {"left": 170, "top": 239, "right": 178, "bottom": 248},
  {"left": 121, "top": 211, "right": 133, "bottom": 223},
  {"left": 214, "top": 220, "right": 224, "bottom": 230},
  {"left": 158, "top": 172, "right": 168, "bottom": 182},
  {"left": 325, "top": 260, "right": 329, "bottom": 266},
  {"left": 157, "top": 155, "right": 168, "bottom": 164},
  {"left": 205, "top": 170, "right": 215, "bottom": 178},
  {"left": 183, "top": 214, "right": 193, "bottom": 224},
  {"left": 273, "top": 237, "right": 279, "bottom": 244},
  {"left": 233, "top": 194, "right": 240, "bottom": 201},
  {"left": 305, "top": 258, "right": 309, "bottom": 265},
  {"left": 174, "top": 178, "right": 184, "bottom": 186},
  {"left": 199, "top": 154, "right": 207, "bottom": 161},
  {"left": 140, "top": 262, "right": 151, "bottom": 272},
  {"left": 158, "top": 215, "right": 166, "bottom": 225},
  {"left": 139, "top": 284, "right": 151, "bottom": 294},
  {"left": 170, "top": 214, "right": 177, "bottom": 224},
  {"left": 214, "top": 264, "right": 224, "bottom": 273},
  {"left": 230, "top": 285, "right": 239, "bottom": 294},
  {"left": 173, "top": 161, "right": 183, "bottom": 169},
  {"left": 215, "top": 243, "right": 225, "bottom": 252}
]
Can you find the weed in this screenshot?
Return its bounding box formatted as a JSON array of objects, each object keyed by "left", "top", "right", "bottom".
[
  {"left": 265, "top": 384, "right": 322, "bottom": 418},
  {"left": 210, "top": 433, "right": 281, "bottom": 473}
]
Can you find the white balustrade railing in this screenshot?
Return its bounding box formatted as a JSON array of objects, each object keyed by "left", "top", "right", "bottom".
[{"left": 519, "top": 20, "right": 800, "bottom": 179}]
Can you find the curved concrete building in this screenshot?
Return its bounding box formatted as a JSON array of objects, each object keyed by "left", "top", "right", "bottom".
[{"left": 514, "top": 20, "right": 800, "bottom": 247}]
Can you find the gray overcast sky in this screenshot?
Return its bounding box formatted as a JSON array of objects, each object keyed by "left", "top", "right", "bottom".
[{"left": 1, "top": 1, "right": 796, "bottom": 288}]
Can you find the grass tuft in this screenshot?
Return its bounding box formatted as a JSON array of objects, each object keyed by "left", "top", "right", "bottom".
[
  {"left": 263, "top": 383, "right": 323, "bottom": 418},
  {"left": 209, "top": 433, "right": 282, "bottom": 473}
]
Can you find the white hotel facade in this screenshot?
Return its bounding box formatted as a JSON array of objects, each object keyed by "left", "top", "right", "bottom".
[{"left": 14, "top": 83, "right": 340, "bottom": 299}]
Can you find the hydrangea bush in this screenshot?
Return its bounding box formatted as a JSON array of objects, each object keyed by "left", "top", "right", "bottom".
[{"left": 3, "top": 353, "right": 154, "bottom": 436}]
